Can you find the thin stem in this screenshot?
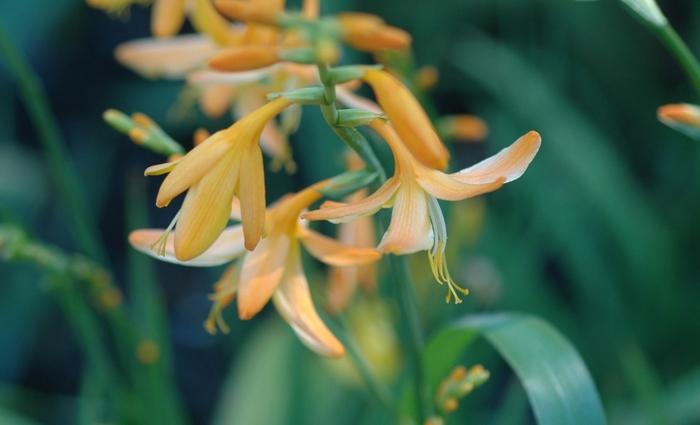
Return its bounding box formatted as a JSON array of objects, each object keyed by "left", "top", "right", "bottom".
[
  {"left": 388, "top": 254, "right": 432, "bottom": 422},
  {"left": 0, "top": 27, "right": 106, "bottom": 264},
  {"left": 316, "top": 62, "right": 431, "bottom": 422},
  {"left": 655, "top": 24, "right": 700, "bottom": 100},
  {"left": 336, "top": 316, "right": 395, "bottom": 411}
]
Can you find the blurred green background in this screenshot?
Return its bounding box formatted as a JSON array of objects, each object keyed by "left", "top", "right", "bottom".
[{"left": 1, "top": 0, "right": 700, "bottom": 424}]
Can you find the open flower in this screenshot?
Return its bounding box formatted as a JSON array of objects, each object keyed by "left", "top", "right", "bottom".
[
  {"left": 150, "top": 97, "right": 291, "bottom": 259},
  {"left": 305, "top": 120, "right": 540, "bottom": 303},
  {"left": 130, "top": 182, "right": 382, "bottom": 357}
]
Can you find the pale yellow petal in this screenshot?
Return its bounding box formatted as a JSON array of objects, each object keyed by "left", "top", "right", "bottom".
[
  {"left": 198, "top": 84, "right": 236, "bottom": 118},
  {"left": 298, "top": 227, "right": 381, "bottom": 267},
  {"left": 174, "top": 150, "right": 240, "bottom": 260},
  {"left": 378, "top": 183, "right": 433, "bottom": 255},
  {"left": 115, "top": 34, "right": 217, "bottom": 79},
  {"left": 273, "top": 244, "right": 345, "bottom": 357},
  {"left": 230, "top": 197, "right": 242, "bottom": 220},
  {"left": 156, "top": 128, "right": 233, "bottom": 207},
  {"left": 303, "top": 178, "right": 400, "bottom": 223},
  {"left": 151, "top": 0, "right": 186, "bottom": 38},
  {"left": 238, "top": 146, "right": 266, "bottom": 250},
  {"left": 237, "top": 234, "right": 290, "bottom": 319},
  {"left": 417, "top": 168, "right": 505, "bottom": 201},
  {"left": 453, "top": 130, "right": 541, "bottom": 184},
  {"left": 129, "top": 226, "right": 245, "bottom": 266},
  {"left": 187, "top": 68, "right": 276, "bottom": 86}
]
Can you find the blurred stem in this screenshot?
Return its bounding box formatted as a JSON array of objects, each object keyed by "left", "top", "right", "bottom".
[
  {"left": 316, "top": 62, "right": 430, "bottom": 421},
  {"left": 655, "top": 24, "right": 700, "bottom": 100},
  {"left": 0, "top": 27, "right": 106, "bottom": 264},
  {"left": 331, "top": 315, "right": 395, "bottom": 415},
  {"left": 388, "top": 255, "right": 431, "bottom": 422}
]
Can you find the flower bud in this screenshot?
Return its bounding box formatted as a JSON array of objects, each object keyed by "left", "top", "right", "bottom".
[{"left": 208, "top": 45, "right": 280, "bottom": 71}]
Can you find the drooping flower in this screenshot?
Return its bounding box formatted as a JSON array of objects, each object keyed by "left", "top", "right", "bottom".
[
  {"left": 150, "top": 97, "right": 291, "bottom": 258},
  {"left": 130, "top": 182, "right": 382, "bottom": 357},
  {"left": 336, "top": 12, "right": 411, "bottom": 52},
  {"left": 362, "top": 69, "right": 450, "bottom": 170},
  {"left": 305, "top": 120, "right": 540, "bottom": 303}
]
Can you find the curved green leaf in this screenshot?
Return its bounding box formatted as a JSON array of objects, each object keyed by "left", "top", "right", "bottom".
[{"left": 425, "top": 313, "right": 606, "bottom": 425}]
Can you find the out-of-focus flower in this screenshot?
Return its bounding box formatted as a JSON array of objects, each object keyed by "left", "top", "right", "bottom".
[
  {"left": 305, "top": 120, "right": 540, "bottom": 303},
  {"left": 438, "top": 115, "right": 489, "bottom": 143},
  {"left": 336, "top": 12, "right": 411, "bottom": 52},
  {"left": 149, "top": 97, "right": 291, "bottom": 258},
  {"left": 657, "top": 103, "right": 700, "bottom": 139},
  {"left": 414, "top": 65, "right": 439, "bottom": 91},
  {"left": 435, "top": 364, "right": 490, "bottom": 415},
  {"left": 129, "top": 182, "right": 382, "bottom": 357},
  {"left": 362, "top": 69, "right": 450, "bottom": 170}
]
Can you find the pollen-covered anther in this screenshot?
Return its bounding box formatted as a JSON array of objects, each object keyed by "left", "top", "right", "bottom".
[{"left": 208, "top": 45, "right": 281, "bottom": 72}]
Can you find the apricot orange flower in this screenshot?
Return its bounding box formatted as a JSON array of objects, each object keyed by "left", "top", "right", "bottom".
[
  {"left": 130, "top": 183, "right": 382, "bottom": 357},
  {"left": 305, "top": 120, "right": 540, "bottom": 302},
  {"left": 149, "top": 97, "right": 291, "bottom": 259},
  {"left": 362, "top": 69, "right": 450, "bottom": 170}
]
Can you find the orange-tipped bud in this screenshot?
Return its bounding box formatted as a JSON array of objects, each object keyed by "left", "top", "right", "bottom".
[
  {"left": 214, "top": 0, "right": 281, "bottom": 25},
  {"left": 363, "top": 69, "right": 449, "bottom": 169},
  {"left": 439, "top": 115, "right": 489, "bottom": 142},
  {"left": 194, "top": 128, "right": 211, "bottom": 146},
  {"left": 208, "top": 45, "right": 280, "bottom": 71},
  {"left": 415, "top": 65, "right": 439, "bottom": 90},
  {"left": 337, "top": 13, "right": 411, "bottom": 51},
  {"left": 151, "top": 0, "right": 187, "bottom": 38},
  {"left": 657, "top": 103, "right": 700, "bottom": 127}
]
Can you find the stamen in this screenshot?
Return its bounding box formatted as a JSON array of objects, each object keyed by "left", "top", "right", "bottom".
[
  {"left": 151, "top": 211, "right": 180, "bottom": 256},
  {"left": 427, "top": 196, "right": 469, "bottom": 304}
]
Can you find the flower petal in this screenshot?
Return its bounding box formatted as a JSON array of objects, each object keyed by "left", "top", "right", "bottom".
[
  {"left": 336, "top": 85, "right": 382, "bottom": 114},
  {"left": 238, "top": 146, "right": 266, "bottom": 250},
  {"left": 237, "top": 234, "right": 290, "bottom": 319},
  {"left": 378, "top": 183, "right": 433, "bottom": 255},
  {"left": 187, "top": 68, "right": 276, "bottom": 86},
  {"left": 417, "top": 168, "right": 505, "bottom": 201},
  {"left": 198, "top": 84, "right": 237, "bottom": 118},
  {"left": 298, "top": 227, "right": 381, "bottom": 267},
  {"left": 129, "top": 226, "right": 245, "bottom": 267},
  {"left": 453, "top": 130, "right": 541, "bottom": 184},
  {"left": 174, "top": 150, "right": 240, "bottom": 260},
  {"left": 303, "top": 177, "right": 400, "bottom": 223},
  {"left": 156, "top": 128, "right": 234, "bottom": 207},
  {"left": 273, "top": 243, "right": 345, "bottom": 357},
  {"left": 151, "top": 0, "right": 186, "bottom": 38},
  {"left": 363, "top": 69, "right": 449, "bottom": 169},
  {"left": 115, "top": 34, "right": 216, "bottom": 79}
]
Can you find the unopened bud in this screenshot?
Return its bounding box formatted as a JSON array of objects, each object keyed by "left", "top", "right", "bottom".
[
  {"left": 438, "top": 115, "right": 489, "bottom": 142},
  {"left": 214, "top": 0, "right": 281, "bottom": 25},
  {"left": 208, "top": 45, "right": 280, "bottom": 72}
]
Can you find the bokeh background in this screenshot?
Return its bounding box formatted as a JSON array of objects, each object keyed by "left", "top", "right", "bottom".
[{"left": 1, "top": 0, "right": 699, "bottom": 424}]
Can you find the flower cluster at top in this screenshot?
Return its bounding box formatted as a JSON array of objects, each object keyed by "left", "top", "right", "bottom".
[{"left": 94, "top": 0, "right": 541, "bottom": 358}]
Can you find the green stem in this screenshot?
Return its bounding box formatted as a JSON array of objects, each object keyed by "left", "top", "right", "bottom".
[
  {"left": 388, "top": 254, "right": 432, "bottom": 422},
  {"left": 315, "top": 62, "right": 430, "bottom": 421},
  {"left": 0, "top": 28, "right": 106, "bottom": 264},
  {"left": 655, "top": 24, "right": 700, "bottom": 100},
  {"left": 331, "top": 316, "right": 395, "bottom": 414}
]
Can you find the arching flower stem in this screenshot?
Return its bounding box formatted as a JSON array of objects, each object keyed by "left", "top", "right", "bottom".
[{"left": 315, "top": 61, "right": 432, "bottom": 423}]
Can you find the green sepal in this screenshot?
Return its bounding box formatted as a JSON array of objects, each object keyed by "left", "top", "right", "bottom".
[
  {"left": 319, "top": 169, "right": 378, "bottom": 201},
  {"left": 336, "top": 109, "right": 386, "bottom": 128},
  {"left": 269, "top": 86, "right": 326, "bottom": 105}
]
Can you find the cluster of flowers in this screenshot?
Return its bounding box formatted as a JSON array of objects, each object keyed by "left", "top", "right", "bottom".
[{"left": 93, "top": 0, "right": 541, "bottom": 358}]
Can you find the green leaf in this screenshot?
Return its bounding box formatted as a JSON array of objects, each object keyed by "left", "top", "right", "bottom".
[
  {"left": 425, "top": 313, "right": 606, "bottom": 425},
  {"left": 0, "top": 407, "right": 40, "bottom": 425},
  {"left": 212, "top": 320, "right": 294, "bottom": 425}
]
